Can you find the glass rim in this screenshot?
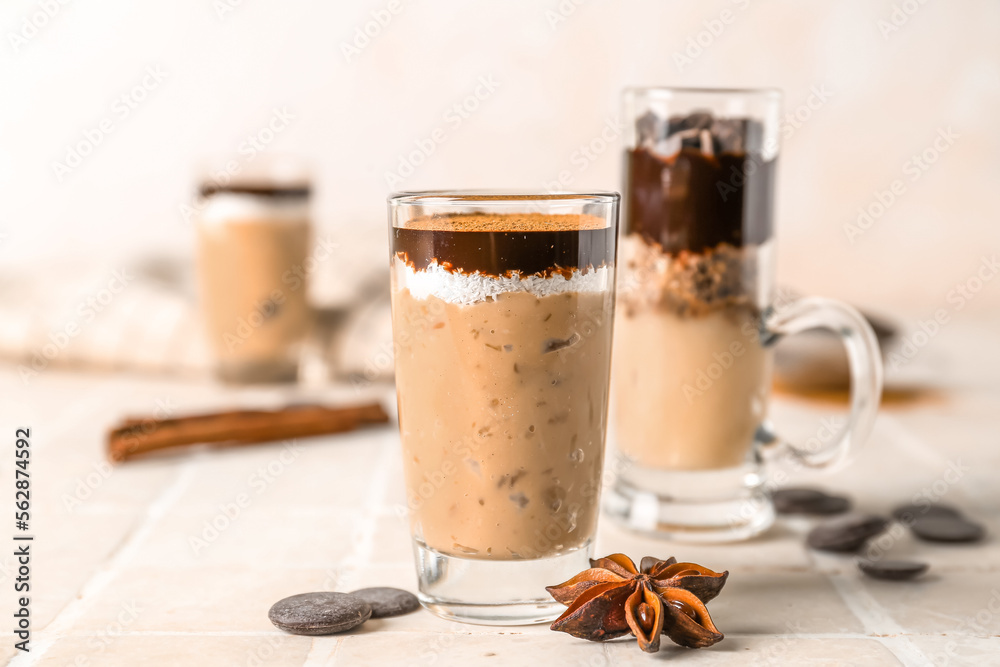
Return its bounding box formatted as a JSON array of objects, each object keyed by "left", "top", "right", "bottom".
[
  {"left": 388, "top": 190, "right": 620, "bottom": 206},
  {"left": 624, "top": 86, "right": 782, "bottom": 99}
]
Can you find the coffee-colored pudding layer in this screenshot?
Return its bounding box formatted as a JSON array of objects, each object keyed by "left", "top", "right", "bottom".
[
  {"left": 616, "top": 310, "right": 769, "bottom": 470},
  {"left": 615, "top": 234, "right": 772, "bottom": 471},
  {"left": 197, "top": 217, "right": 310, "bottom": 382},
  {"left": 391, "top": 212, "right": 615, "bottom": 560}
]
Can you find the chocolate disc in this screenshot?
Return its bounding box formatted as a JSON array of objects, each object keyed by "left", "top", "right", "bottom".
[
  {"left": 349, "top": 587, "right": 420, "bottom": 618},
  {"left": 910, "top": 517, "right": 985, "bottom": 543},
  {"left": 807, "top": 514, "right": 889, "bottom": 553},
  {"left": 858, "top": 559, "right": 929, "bottom": 581},
  {"left": 774, "top": 487, "right": 851, "bottom": 516},
  {"left": 268, "top": 592, "right": 371, "bottom": 635},
  {"left": 891, "top": 503, "right": 963, "bottom": 524}
]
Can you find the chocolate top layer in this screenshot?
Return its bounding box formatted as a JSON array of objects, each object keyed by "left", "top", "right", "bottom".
[
  {"left": 393, "top": 213, "right": 616, "bottom": 277},
  {"left": 624, "top": 146, "right": 775, "bottom": 253},
  {"left": 200, "top": 182, "right": 310, "bottom": 199}
]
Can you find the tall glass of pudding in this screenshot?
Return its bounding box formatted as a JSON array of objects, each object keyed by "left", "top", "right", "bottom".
[
  {"left": 195, "top": 162, "right": 312, "bottom": 384},
  {"left": 607, "top": 88, "right": 883, "bottom": 541},
  {"left": 389, "top": 192, "right": 619, "bottom": 624}
]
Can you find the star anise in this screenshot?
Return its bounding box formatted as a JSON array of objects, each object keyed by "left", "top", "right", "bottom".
[{"left": 546, "top": 553, "right": 728, "bottom": 653}]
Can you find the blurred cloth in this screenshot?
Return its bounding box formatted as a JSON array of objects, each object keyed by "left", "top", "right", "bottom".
[
  {"left": 0, "top": 240, "right": 394, "bottom": 383},
  {"left": 0, "top": 259, "right": 211, "bottom": 377}
]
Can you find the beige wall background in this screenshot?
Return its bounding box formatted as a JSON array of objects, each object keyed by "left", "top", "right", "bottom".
[{"left": 2, "top": 0, "right": 998, "bottom": 315}]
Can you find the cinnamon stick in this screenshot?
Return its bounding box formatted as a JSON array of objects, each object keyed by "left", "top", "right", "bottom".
[{"left": 107, "top": 402, "right": 390, "bottom": 463}]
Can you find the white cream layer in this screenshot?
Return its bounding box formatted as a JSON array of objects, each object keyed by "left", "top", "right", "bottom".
[{"left": 394, "top": 257, "right": 613, "bottom": 306}]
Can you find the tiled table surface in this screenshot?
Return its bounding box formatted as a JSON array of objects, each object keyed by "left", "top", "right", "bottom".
[{"left": 3, "top": 313, "right": 1000, "bottom": 667}]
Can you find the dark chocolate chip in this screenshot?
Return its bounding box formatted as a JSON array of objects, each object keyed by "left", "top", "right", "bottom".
[
  {"left": 636, "top": 110, "right": 666, "bottom": 143},
  {"left": 668, "top": 111, "right": 714, "bottom": 134},
  {"left": 910, "top": 516, "right": 985, "bottom": 543},
  {"left": 349, "top": 587, "right": 420, "bottom": 618},
  {"left": 804, "top": 496, "right": 852, "bottom": 516},
  {"left": 709, "top": 118, "right": 749, "bottom": 153},
  {"left": 509, "top": 492, "right": 529, "bottom": 509},
  {"left": 775, "top": 487, "right": 827, "bottom": 504},
  {"left": 858, "top": 559, "right": 929, "bottom": 581},
  {"left": 773, "top": 487, "right": 852, "bottom": 516},
  {"left": 542, "top": 333, "right": 580, "bottom": 354},
  {"left": 268, "top": 592, "right": 371, "bottom": 635},
  {"left": 807, "top": 514, "right": 889, "bottom": 553},
  {"left": 891, "top": 503, "right": 963, "bottom": 524}
]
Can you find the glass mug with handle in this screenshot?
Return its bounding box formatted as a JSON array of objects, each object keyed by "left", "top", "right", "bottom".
[{"left": 606, "top": 87, "right": 883, "bottom": 541}]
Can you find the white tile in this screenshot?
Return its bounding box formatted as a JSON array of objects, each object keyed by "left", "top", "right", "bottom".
[
  {"left": 367, "top": 517, "right": 416, "bottom": 567},
  {"left": 862, "top": 574, "right": 1000, "bottom": 636},
  {"left": 70, "top": 566, "right": 336, "bottom": 633},
  {"left": 708, "top": 572, "right": 865, "bottom": 635},
  {"left": 0, "top": 510, "right": 142, "bottom": 632},
  {"left": 907, "top": 636, "right": 1000, "bottom": 665},
  {"left": 37, "top": 635, "right": 314, "bottom": 667},
  {"left": 131, "top": 509, "right": 359, "bottom": 568},
  {"left": 330, "top": 631, "right": 602, "bottom": 667},
  {"left": 608, "top": 637, "right": 902, "bottom": 666}
]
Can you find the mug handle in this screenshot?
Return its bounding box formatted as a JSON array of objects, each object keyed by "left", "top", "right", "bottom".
[{"left": 760, "top": 297, "right": 884, "bottom": 468}]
